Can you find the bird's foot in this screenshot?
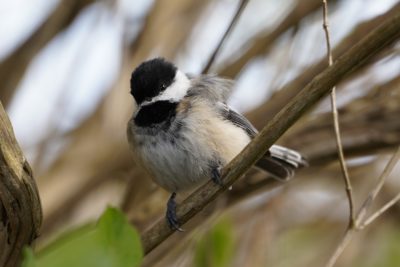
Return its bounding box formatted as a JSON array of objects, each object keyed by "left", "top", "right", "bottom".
[
  {"left": 211, "top": 166, "right": 223, "bottom": 186},
  {"left": 166, "top": 192, "right": 184, "bottom": 232}
]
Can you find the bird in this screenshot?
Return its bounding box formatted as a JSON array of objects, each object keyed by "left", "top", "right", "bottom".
[{"left": 127, "top": 58, "right": 307, "bottom": 231}]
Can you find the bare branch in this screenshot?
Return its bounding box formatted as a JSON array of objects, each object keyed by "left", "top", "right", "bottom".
[
  {"left": 322, "top": 0, "right": 355, "bottom": 226},
  {"left": 325, "top": 229, "right": 355, "bottom": 267},
  {"left": 140, "top": 12, "right": 400, "bottom": 254},
  {"left": 202, "top": 0, "right": 249, "bottom": 74},
  {"left": 360, "top": 191, "right": 400, "bottom": 229},
  {"left": 356, "top": 146, "right": 400, "bottom": 226}
]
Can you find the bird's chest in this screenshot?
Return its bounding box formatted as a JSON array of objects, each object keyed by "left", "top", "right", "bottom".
[{"left": 133, "top": 126, "right": 211, "bottom": 191}]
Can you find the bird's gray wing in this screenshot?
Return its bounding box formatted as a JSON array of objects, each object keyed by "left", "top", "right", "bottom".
[
  {"left": 186, "top": 74, "right": 235, "bottom": 103},
  {"left": 217, "top": 103, "right": 258, "bottom": 139},
  {"left": 217, "top": 103, "right": 308, "bottom": 180}
]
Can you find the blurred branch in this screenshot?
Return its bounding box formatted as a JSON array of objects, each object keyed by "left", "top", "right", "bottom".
[
  {"left": 282, "top": 75, "right": 400, "bottom": 164},
  {"left": 217, "top": 0, "right": 334, "bottom": 78},
  {"left": 247, "top": 2, "right": 400, "bottom": 129},
  {"left": 201, "top": 0, "right": 249, "bottom": 74},
  {"left": 0, "top": 102, "right": 42, "bottom": 267},
  {"left": 322, "top": 0, "right": 355, "bottom": 226},
  {"left": 0, "top": 0, "right": 94, "bottom": 107},
  {"left": 141, "top": 12, "right": 400, "bottom": 255}
]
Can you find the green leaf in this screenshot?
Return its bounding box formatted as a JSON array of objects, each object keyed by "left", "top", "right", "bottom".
[
  {"left": 194, "top": 217, "right": 235, "bottom": 267},
  {"left": 21, "top": 207, "right": 143, "bottom": 267},
  {"left": 21, "top": 248, "right": 36, "bottom": 267}
]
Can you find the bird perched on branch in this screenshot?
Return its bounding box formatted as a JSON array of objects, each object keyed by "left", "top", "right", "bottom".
[{"left": 127, "top": 58, "right": 307, "bottom": 230}]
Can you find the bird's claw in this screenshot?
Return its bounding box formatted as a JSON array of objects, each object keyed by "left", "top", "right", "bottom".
[
  {"left": 166, "top": 192, "right": 184, "bottom": 232},
  {"left": 211, "top": 167, "right": 223, "bottom": 186}
]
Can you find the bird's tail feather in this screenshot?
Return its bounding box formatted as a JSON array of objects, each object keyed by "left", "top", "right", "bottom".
[{"left": 255, "top": 145, "right": 308, "bottom": 181}]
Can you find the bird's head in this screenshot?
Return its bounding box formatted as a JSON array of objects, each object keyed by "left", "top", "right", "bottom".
[{"left": 130, "top": 58, "right": 190, "bottom": 106}]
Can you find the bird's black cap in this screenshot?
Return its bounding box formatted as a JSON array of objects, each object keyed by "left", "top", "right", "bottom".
[{"left": 130, "top": 58, "right": 177, "bottom": 105}]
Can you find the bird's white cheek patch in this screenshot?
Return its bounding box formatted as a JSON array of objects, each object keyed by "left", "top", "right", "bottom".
[{"left": 153, "top": 70, "right": 190, "bottom": 102}]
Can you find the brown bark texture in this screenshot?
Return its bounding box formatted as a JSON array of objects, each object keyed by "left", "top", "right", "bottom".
[{"left": 0, "top": 102, "right": 42, "bottom": 267}]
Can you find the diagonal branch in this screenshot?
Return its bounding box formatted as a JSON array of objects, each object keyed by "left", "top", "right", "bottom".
[
  {"left": 201, "top": 0, "right": 250, "bottom": 74},
  {"left": 356, "top": 146, "right": 400, "bottom": 226},
  {"left": 360, "top": 191, "right": 400, "bottom": 229},
  {"left": 140, "top": 12, "right": 400, "bottom": 254}
]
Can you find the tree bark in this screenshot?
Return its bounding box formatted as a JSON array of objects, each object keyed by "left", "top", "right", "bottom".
[{"left": 0, "top": 102, "right": 42, "bottom": 267}]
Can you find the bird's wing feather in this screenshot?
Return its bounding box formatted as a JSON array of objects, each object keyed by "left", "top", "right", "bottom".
[
  {"left": 187, "top": 74, "right": 234, "bottom": 103},
  {"left": 217, "top": 103, "right": 258, "bottom": 138},
  {"left": 217, "top": 103, "right": 307, "bottom": 180}
]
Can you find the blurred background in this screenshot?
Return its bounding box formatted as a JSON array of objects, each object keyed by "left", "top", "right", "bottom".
[{"left": 1, "top": 0, "right": 400, "bottom": 266}]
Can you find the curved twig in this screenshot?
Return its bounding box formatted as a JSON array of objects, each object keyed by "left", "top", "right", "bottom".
[{"left": 322, "top": 0, "right": 355, "bottom": 227}]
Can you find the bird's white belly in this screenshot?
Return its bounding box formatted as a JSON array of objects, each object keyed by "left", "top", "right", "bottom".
[
  {"left": 134, "top": 119, "right": 250, "bottom": 192},
  {"left": 132, "top": 100, "right": 252, "bottom": 192},
  {"left": 135, "top": 133, "right": 210, "bottom": 192}
]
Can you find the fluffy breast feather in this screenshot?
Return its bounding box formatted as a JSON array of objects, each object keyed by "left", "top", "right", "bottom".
[{"left": 127, "top": 98, "right": 251, "bottom": 192}]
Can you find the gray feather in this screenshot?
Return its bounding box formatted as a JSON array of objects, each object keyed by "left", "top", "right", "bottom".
[
  {"left": 187, "top": 74, "right": 234, "bottom": 103},
  {"left": 212, "top": 100, "right": 307, "bottom": 180}
]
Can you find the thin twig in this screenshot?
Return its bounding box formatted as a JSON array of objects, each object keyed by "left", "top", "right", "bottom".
[
  {"left": 325, "top": 228, "right": 356, "bottom": 267},
  {"left": 322, "top": 0, "right": 355, "bottom": 227},
  {"left": 322, "top": 2, "right": 354, "bottom": 266},
  {"left": 356, "top": 146, "right": 400, "bottom": 225},
  {"left": 360, "top": 192, "right": 400, "bottom": 229},
  {"left": 140, "top": 13, "right": 400, "bottom": 254},
  {"left": 201, "top": 0, "right": 249, "bottom": 74}
]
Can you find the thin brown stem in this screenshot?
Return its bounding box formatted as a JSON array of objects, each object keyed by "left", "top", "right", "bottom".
[
  {"left": 201, "top": 0, "right": 249, "bottom": 74},
  {"left": 356, "top": 146, "right": 400, "bottom": 225},
  {"left": 325, "top": 228, "right": 356, "bottom": 267},
  {"left": 322, "top": 0, "right": 355, "bottom": 228},
  {"left": 360, "top": 192, "right": 400, "bottom": 229}
]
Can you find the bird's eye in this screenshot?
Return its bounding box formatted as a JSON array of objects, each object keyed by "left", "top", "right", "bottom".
[{"left": 161, "top": 83, "right": 166, "bottom": 89}]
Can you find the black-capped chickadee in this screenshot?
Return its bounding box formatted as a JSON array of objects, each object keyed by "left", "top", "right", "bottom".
[{"left": 127, "top": 58, "right": 307, "bottom": 230}]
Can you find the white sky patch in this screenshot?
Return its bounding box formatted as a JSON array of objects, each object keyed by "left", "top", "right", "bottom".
[
  {"left": 8, "top": 3, "right": 124, "bottom": 149},
  {"left": 0, "top": 0, "right": 59, "bottom": 59},
  {"left": 228, "top": 58, "right": 271, "bottom": 112}
]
